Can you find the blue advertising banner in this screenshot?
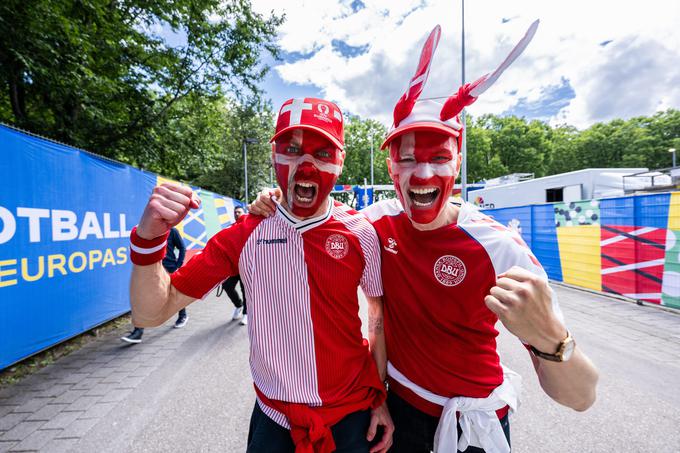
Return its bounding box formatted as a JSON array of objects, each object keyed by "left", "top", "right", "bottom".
[{"left": 0, "top": 125, "right": 243, "bottom": 369}]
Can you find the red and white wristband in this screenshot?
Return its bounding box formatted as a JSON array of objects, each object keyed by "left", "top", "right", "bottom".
[{"left": 129, "top": 226, "right": 170, "bottom": 266}]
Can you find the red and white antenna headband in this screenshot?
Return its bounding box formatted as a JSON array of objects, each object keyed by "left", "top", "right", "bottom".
[
  {"left": 382, "top": 19, "right": 540, "bottom": 150},
  {"left": 391, "top": 25, "right": 441, "bottom": 128}
]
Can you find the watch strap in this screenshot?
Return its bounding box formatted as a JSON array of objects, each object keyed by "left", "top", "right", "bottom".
[
  {"left": 529, "top": 331, "right": 573, "bottom": 362},
  {"left": 529, "top": 344, "right": 564, "bottom": 362}
]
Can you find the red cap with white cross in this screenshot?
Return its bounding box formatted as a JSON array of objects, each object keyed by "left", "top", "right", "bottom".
[{"left": 270, "top": 98, "right": 345, "bottom": 150}]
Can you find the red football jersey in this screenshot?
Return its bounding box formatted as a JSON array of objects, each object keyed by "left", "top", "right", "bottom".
[
  {"left": 171, "top": 200, "right": 383, "bottom": 427},
  {"left": 363, "top": 199, "right": 562, "bottom": 417}
]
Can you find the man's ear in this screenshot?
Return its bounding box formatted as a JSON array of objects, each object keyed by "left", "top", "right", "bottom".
[
  {"left": 337, "top": 149, "right": 346, "bottom": 177},
  {"left": 386, "top": 156, "right": 393, "bottom": 180}
]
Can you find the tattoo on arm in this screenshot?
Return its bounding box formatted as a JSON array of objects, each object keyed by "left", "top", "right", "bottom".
[{"left": 368, "top": 317, "right": 384, "bottom": 333}]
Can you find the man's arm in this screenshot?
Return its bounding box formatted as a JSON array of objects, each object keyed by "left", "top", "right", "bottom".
[
  {"left": 365, "top": 295, "right": 394, "bottom": 453},
  {"left": 130, "top": 261, "right": 195, "bottom": 327},
  {"left": 485, "top": 267, "right": 599, "bottom": 411},
  {"left": 360, "top": 220, "right": 393, "bottom": 453},
  {"left": 529, "top": 340, "right": 598, "bottom": 411},
  {"left": 129, "top": 184, "right": 199, "bottom": 327},
  {"left": 366, "top": 296, "right": 387, "bottom": 381}
]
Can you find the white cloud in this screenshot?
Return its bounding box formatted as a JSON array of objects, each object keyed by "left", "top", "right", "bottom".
[{"left": 252, "top": 0, "right": 680, "bottom": 129}]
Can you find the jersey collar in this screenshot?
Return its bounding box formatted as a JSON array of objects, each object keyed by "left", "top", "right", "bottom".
[{"left": 276, "top": 198, "right": 333, "bottom": 233}]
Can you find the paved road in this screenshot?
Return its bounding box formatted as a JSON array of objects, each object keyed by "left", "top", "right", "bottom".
[
  {"left": 498, "top": 286, "right": 680, "bottom": 452},
  {"left": 1, "top": 285, "right": 679, "bottom": 452}
]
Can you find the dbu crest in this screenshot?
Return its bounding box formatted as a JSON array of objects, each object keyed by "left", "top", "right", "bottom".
[
  {"left": 433, "top": 255, "right": 466, "bottom": 286},
  {"left": 325, "top": 234, "right": 349, "bottom": 259}
]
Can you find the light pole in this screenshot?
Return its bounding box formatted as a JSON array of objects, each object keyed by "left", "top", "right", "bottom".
[
  {"left": 460, "top": 0, "right": 468, "bottom": 201},
  {"left": 369, "top": 128, "right": 375, "bottom": 202},
  {"left": 670, "top": 148, "right": 677, "bottom": 168},
  {"left": 243, "top": 137, "right": 258, "bottom": 204}
]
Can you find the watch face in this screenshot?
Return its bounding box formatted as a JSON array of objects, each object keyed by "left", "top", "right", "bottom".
[{"left": 562, "top": 339, "right": 576, "bottom": 361}]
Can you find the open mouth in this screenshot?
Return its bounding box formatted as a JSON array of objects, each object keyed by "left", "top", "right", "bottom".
[
  {"left": 294, "top": 181, "right": 318, "bottom": 205},
  {"left": 408, "top": 187, "right": 440, "bottom": 207}
]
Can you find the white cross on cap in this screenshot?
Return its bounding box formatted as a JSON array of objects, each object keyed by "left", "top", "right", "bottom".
[{"left": 280, "top": 98, "right": 313, "bottom": 126}]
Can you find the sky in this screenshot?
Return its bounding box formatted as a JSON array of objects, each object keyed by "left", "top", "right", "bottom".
[{"left": 249, "top": 0, "right": 680, "bottom": 129}]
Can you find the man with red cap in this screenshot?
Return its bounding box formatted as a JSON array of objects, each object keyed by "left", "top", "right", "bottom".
[
  {"left": 250, "top": 22, "right": 598, "bottom": 453},
  {"left": 127, "top": 97, "right": 394, "bottom": 452}
]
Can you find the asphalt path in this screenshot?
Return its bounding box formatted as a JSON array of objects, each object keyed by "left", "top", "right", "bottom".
[
  {"left": 496, "top": 285, "right": 680, "bottom": 452},
  {"left": 75, "top": 297, "right": 254, "bottom": 453},
  {"left": 84, "top": 285, "right": 680, "bottom": 452},
  {"left": 2, "top": 284, "right": 680, "bottom": 452}
]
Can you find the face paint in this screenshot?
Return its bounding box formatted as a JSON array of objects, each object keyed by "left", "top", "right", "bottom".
[
  {"left": 273, "top": 129, "right": 344, "bottom": 218},
  {"left": 389, "top": 131, "right": 459, "bottom": 225}
]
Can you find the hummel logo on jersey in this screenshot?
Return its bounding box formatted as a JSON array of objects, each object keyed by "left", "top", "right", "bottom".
[
  {"left": 383, "top": 237, "right": 398, "bottom": 255},
  {"left": 256, "top": 238, "right": 288, "bottom": 245}
]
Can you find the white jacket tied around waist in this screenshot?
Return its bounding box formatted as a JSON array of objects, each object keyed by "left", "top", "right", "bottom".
[{"left": 387, "top": 362, "right": 522, "bottom": 453}]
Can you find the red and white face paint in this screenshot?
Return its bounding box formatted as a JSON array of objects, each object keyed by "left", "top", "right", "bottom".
[
  {"left": 273, "top": 129, "right": 344, "bottom": 218},
  {"left": 388, "top": 131, "right": 459, "bottom": 225}
]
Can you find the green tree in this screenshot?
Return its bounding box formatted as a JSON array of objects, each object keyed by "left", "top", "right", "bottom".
[
  {"left": 0, "top": 0, "right": 281, "bottom": 167},
  {"left": 489, "top": 116, "right": 550, "bottom": 177},
  {"left": 192, "top": 96, "right": 275, "bottom": 201},
  {"left": 575, "top": 120, "right": 639, "bottom": 169},
  {"left": 340, "top": 115, "right": 388, "bottom": 186},
  {"left": 546, "top": 125, "right": 580, "bottom": 175},
  {"left": 121, "top": 92, "right": 229, "bottom": 179},
  {"left": 466, "top": 116, "right": 508, "bottom": 182},
  {"left": 634, "top": 109, "right": 680, "bottom": 168}
]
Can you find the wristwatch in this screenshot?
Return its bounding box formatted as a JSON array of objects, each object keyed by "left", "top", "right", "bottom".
[{"left": 529, "top": 331, "right": 575, "bottom": 362}]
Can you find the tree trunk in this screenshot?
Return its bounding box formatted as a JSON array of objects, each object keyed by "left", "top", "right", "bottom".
[{"left": 8, "top": 66, "right": 27, "bottom": 124}]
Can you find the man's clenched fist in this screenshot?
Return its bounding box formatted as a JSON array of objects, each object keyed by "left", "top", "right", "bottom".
[
  {"left": 484, "top": 266, "right": 567, "bottom": 353},
  {"left": 136, "top": 183, "right": 201, "bottom": 240}
]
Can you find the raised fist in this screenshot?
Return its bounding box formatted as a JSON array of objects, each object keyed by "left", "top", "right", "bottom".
[
  {"left": 136, "top": 183, "right": 200, "bottom": 239},
  {"left": 484, "top": 266, "right": 566, "bottom": 352}
]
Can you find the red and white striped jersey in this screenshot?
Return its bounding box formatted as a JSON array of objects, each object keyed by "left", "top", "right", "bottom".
[
  {"left": 363, "top": 199, "right": 563, "bottom": 417},
  {"left": 171, "top": 200, "right": 383, "bottom": 426}
]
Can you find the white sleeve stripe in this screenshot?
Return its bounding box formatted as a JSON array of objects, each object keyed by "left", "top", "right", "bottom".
[
  {"left": 334, "top": 207, "right": 383, "bottom": 297},
  {"left": 130, "top": 241, "right": 167, "bottom": 254}
]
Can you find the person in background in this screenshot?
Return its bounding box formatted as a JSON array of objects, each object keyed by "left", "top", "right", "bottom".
[
  {"left": 223, "top": 206, "right": 248, "bottom": 325},
  {"left": 121, "top": 226, "right": 187, "bottom": 343}
]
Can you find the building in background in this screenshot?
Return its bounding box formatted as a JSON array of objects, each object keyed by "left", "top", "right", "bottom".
[{"left": 471, "top": 168, "right": 648, "bottom": 209}]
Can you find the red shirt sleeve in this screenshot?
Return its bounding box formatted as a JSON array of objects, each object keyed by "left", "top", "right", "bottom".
[{"left": 170, "top": 218, "right": 253, "bottom": 299}]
